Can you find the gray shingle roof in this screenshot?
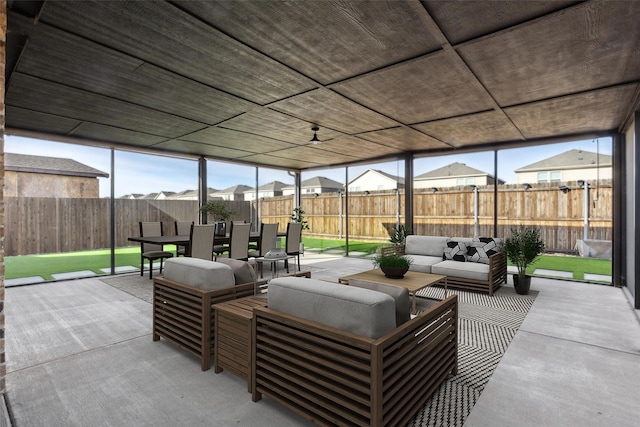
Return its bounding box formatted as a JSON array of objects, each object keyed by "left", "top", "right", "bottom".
[
  {"left": 5, "top": 153, "right": 109, "bottom": 178},
  {"left": 415, "top": 162, "right": 490, "bottom": 179},
  {"left": 515, "top": 149, "right": 612, "bottom": 172}
]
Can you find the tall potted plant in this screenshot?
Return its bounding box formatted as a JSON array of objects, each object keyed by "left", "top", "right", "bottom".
[{"left": 503, "top": 226, "right": 545, "bottom": 295}]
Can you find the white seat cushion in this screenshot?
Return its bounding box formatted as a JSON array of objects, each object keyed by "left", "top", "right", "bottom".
[
  {"left": 407, "top": 255, "right": 443, "bottom": 273},
  {"left": 432, "top": 260, "right": 490, "bottom": 281},
  {"left": 163, "top": 258, "right": 235, "bottom": 290},
  {"left": 268, "top": 277, "right": 396, "bottom": 339}
]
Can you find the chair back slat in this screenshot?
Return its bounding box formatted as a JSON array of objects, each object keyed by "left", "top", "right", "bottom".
[
  {"left": 190, "top": 224, "right": 216, "bottom": 260},
  {"left": 259, "top": 223, "right": 280, "bottom": 256},
  {"left": 286, "top": 222, "right": 303, "bottom": 254},
  {"left": 140, "top": 221, "right": 163, "bottom": 253},
  {"left": 229, "top": 223, "right": 251, "bottom": 260},
  {"left": 175, "top": 221, "right": 193, "bottom": 236}
]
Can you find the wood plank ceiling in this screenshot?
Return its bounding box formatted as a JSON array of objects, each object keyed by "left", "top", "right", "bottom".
[{"left": 5, "top": 0, "right": 640, "bottom": 171}]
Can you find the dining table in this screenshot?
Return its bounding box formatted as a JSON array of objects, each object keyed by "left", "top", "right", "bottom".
[{"left": 127, "top": 231, "right": 286, "bottom": 252}]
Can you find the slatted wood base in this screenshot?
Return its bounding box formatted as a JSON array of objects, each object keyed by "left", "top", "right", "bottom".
[
  {"left": 252, "top": 295, "right": 458, "bottom": 427},
  {"left": 152, "top": 276, "right": 255, "bottom": 371}
]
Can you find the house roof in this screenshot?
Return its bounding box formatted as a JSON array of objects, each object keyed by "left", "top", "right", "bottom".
[
  {"left": 415, "top": 162, "right": 497, "bottom": 180},
  {"left": 215, "top": 184, "right": 253, "bottom": 194},
  {"left": 348, "top": 169, "right": 405, "bottom": 186},
  {"left": 282, "top": 176, "right": 344, "bottom": 190},
  {"left": 515, "top": 149, "right": 613, "bottom": 172},
  {"left": 5, "top": 152, "right": 109, "bottom": 178},
  {"left": 5, "top": 1, "right": 639, "bottom": 172},
  {"left": 243, "top": 181, "right": 290, "bottom": 193}
]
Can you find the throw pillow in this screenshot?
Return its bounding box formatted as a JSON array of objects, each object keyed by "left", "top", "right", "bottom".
[
  {"left": 443, "top": 239, "right": 467, "bottom": 262},
  {"left": 214, "top": 257, "right": 257, "bottom": 284},
  {"left": 467, "top": 237, "right": 501, "bottom": 264}
]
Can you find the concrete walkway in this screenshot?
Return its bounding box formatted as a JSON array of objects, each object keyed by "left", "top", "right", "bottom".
[{"left": 3, "top": 256, "right": 639, "bottom": 426}]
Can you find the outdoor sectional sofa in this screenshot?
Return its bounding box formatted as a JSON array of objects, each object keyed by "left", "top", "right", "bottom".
[
  {"left": 251, "top": 276, "right": 458, "bottom": 427},
  {"left": 382, "top": 235, "right": 507, "bottom": 296}
]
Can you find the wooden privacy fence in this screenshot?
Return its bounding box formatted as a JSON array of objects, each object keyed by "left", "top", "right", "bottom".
[
  {"left": 5, "top": 198, "right": 251, "bottom": 256},
  {"left": 6, "top": 180, "right": 611, "bottom": 255},
  {"left": 261, "top": 180, "right": 612, "bottom": 253}
]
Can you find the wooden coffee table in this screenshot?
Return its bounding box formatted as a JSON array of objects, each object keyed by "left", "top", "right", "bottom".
[{"left": 339, "top": 269, "right": 447, "bottom": 314}]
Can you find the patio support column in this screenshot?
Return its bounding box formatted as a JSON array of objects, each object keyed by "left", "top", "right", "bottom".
[
  {"left": 403, "top": 153, "right": 413, "bottom": 231},
  {"left": 0, "top": 0, "right": 6, "bottom": 393},
  {"left": 198, "top": 157, "right": 207, "bottom": 224}
]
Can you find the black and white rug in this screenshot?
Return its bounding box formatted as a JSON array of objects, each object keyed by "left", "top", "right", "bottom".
[{"left": 409, "top": 286, "right": 537, "bottom": 427}]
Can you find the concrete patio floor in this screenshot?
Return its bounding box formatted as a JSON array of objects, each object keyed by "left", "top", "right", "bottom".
[{"left": 4, "top": 254, "right": 640, "bottom": 426}]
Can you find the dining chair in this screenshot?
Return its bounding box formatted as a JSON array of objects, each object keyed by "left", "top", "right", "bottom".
[
  {"left": 174, "top": 221, "right": 194, "bottom": 256},
  {"left": 215, "top": 222, "right": 251, "bottom": 261},
  {"left": 284, "top": 222, "right": 303, "bottom": 272},
  {"left": 189, "top": 224, "right": 216, "bottom": 261},
  {"left": 249, "top": 222, "right": 279, "bottom": 258},
  {"left": 139, "top": 221, "right": 174, "bottom": 279}
]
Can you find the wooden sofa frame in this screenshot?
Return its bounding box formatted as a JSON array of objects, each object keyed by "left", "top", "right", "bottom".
[
  {"left": 381, "top": 244, "right": 507, "bottom": 296},
  {"left": 152, "top": 276, "right": 260, "bottom": 371},
  {"left": 251, "top": 295, "right": 458, "bottom": 426},
  {"left": 152, "top": 270, "right": 311, "bottom": 371}
]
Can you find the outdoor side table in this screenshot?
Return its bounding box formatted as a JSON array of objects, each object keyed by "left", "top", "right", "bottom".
[
  {"left": 254, "top": 255, "right": 295, "bottom": 279},
  {"left": 213, "top": 295, "right": 268, "bottom": 392}
]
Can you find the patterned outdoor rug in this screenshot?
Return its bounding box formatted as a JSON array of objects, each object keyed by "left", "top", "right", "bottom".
[{"left": 408, "top": 286, "right": 537, "bottom": 427}]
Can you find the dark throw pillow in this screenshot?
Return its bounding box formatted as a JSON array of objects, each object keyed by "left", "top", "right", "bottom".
[{"left": 443, "top": 240, "right": 467, "bottom": 262}]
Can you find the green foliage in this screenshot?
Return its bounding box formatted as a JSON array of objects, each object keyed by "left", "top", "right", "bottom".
[
  {"left": 200, "top": 200, "right": 235, "bottom": 221},
  {"left": 504, "top": 226, "right": 546, "bottom": 279},
  {"left": 372, "top": 253, "right": 414, "bottom": 269},
  {"left": 291, "top": 207, "right": 310, "bottom": 230},
  {"left": 389, "top": 224, "right": 411, "bottom": 245}
]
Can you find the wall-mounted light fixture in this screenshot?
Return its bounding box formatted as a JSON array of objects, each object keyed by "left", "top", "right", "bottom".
[
  {"left": 523, "top": 183, "right": 532, "bottom": 190},
  {"left": 314, "top": 193, "right": 319, "bottom": 198},
  {"left": 364, "top": 190, "right": 370, "bottom": 196},
  {"left": 577, "top": 179, "right": 585, "bottom": 187},
  {"left": 431, "top": 187, "right": 439, "bottom": 193},
  {"left": 469, "top": 185, "right": 477, "bottom": 190},
  {"left": 558, "top": 185, "right": 570, "bottom": 194}
]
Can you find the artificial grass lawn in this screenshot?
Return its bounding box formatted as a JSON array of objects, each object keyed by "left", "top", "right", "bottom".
[
  {"left": 520, "top": 255, "right": 612, "bottom": 281},
  {"left": 5, "top": 239, "right": 611, "bottom": 282}
]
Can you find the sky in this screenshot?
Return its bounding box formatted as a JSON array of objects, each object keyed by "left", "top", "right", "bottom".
[{"left": 5, "top": 135, "right": 612, "bottom": 198}]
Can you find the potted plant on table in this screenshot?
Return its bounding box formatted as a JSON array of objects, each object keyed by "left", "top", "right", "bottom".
[
  {"left": 373, "top": 253, "right": 414, "bottom": 279},
  {"left": 200, "top": 200, "right": 236, "bottom": 236},
  {"left": 503, "top": 226, "right": 545, "bottom": 295}
]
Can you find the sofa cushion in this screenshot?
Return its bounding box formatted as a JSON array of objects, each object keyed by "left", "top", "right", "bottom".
[
  {"left": 467, "top": 237, "right": 503, "bottom": 264},
  {"left": 214, "top": 257, "right": 257, "bottom": 284},
  {"left": 163, "top": 258, "right": 235, "bottom": 290},
  {"left": 268, "top": 277, "right": 396, "bottom": 339},
  {"left": 405, "top": 235, "right": 450, "bottom": 257},
  {"left": 408, "top": 255, "right": 444, "bottom": 273},
  {"left": 348, "top": 279, "right": 410, "bottom": 326},
  {"left": 432, "top": 260, "right": 490, "bottom": 281},
  {"left": 443, "top": 239, "right": 468, "bottom": 262}
]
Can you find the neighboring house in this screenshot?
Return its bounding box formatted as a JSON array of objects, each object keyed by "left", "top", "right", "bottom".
[
  {"left": 414, "top": 162, "right": 504, "bottom": 189},
  {"left": 515, "top": 149, "right": 612, "bottom": 184},
  {"left": 213, "top": 185, "right": 253, "bottom": 201},
  {"left": 244, "top": 181, "right": 290, "bottom": 201},
  {"left": 4, "top": 153, "right": 109, "bottom": 198},
  {"left": 282, "top": 176, "right": 344, "bottom": 196},
  {"left": 120, "top": 193, "right": 144, "bottom": 199},
  {"left": 348, "top": 169, "right": 405, "bottom": 192}
]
